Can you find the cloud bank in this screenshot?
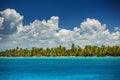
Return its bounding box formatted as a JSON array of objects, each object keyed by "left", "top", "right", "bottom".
[{"left": 0, "top": 8, "right": 120, "bottom": 50}]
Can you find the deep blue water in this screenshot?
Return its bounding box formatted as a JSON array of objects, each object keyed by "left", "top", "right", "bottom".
[{"left": 0, "top": 57, "right": 120, "bottom": 80}]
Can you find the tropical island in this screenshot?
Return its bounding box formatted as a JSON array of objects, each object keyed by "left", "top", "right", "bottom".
[{"left": 0, "top": 44, "right": 120, "bottom": 57}]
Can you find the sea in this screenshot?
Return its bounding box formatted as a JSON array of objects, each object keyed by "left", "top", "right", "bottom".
[{"left": 0, "top": 57, "right": 120, "bottom": 80}]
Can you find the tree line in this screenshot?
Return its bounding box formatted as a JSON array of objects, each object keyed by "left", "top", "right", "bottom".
[{"left": 0, "top": 44, "right": 120, "bottom": 57}]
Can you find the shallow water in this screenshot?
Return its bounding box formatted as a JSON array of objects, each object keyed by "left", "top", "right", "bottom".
[{"left": 0, "top": 57, "right": 120, "bottom": 80}]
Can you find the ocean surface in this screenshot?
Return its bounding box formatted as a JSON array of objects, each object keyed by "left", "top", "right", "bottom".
[{"left": 0, "top": 57, "right": 120, "bottom": 80}]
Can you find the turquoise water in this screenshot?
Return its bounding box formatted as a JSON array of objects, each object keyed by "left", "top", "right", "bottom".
[{"left": 0, "top": 57, "right": 120, "bottom": 80}]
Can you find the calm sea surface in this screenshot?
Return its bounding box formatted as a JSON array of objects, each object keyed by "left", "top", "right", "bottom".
[{"left": 0, "top": 57, "right": 120, "bottom": 80}]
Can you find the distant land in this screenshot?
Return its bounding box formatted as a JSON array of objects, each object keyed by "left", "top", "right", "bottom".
[{"left": 0, "top": 44, "right": 120, "bottom": 57}]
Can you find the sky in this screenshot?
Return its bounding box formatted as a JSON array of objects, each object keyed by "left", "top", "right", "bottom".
[{"left": 0, "top": 0, "right": 120, "bottom": 50}]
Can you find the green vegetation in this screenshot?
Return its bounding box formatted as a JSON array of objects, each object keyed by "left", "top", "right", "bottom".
[{"left": 0, "top": 44, "right": 120, "bottom": 57}]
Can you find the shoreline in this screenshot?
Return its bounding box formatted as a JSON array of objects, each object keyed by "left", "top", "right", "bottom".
[{"left": 0, "top": 56, "right": 120, "bottom": 59}]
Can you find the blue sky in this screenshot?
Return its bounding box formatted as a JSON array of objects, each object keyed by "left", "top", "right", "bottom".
[
  {"left": 0, "top": 0, "right": 120, "bottom": 31},
  {"left": 0, "top": 0, "right": 120, "bottom": 50}
]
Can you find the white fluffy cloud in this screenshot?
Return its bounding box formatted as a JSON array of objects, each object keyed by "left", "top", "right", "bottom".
[
  {"left": 0, "top": 17, "right": 4, "bottom": 29},
  {"left": 80, "top": 18, "right": 106, "bottom": 34},
  {"left": 0, "top": 8, "right": 120, "bottom": 50},
  {"left": 0, "top": 8, "right": 23, "bottom": 34},
  {"left": 114, "top": 27, "right": 120, "bottom": 31}
]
